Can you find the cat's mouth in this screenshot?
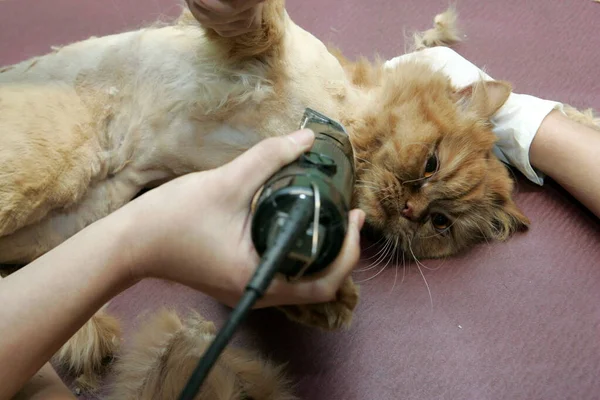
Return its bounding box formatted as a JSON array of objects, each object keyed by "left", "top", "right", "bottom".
[
  {"left": 361, "top": 220, "right": 384, "bottom": 243},
  {"left": 360, "top": 219, "right": 413, "bottom": 254}
]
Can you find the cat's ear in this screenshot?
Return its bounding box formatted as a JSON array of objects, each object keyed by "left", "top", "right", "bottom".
[
  {"left": 455, "top": 80, "right": 512, "bottom": 120},
  {"left": 490, "top": 198, "right": 530, "bottom": 241}
]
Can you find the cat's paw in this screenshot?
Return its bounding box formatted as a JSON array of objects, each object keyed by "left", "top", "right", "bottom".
[{"left": 277, "top": 277, "right": 359, "bottom": 330}]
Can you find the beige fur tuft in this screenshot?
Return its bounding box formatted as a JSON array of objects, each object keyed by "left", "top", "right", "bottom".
[
  {"left": 411, "top": 6, "right": 462, "bottom": 51},
  {"left": 53, "top": 306, "right": 121, "bottom": 392},
  {"left": 563, "top": 104, "right": 600, "bottom": 130},
  {"left": 105, "top": 308, "right": 297, "bottom": 400}
]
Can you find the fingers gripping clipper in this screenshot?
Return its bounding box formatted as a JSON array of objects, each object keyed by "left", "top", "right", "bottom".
[
  {"left": 251, "top": 107, "right": 356, "bottom": 279},
  {"left": 178, "top": 108, "right": 355, "bottom": 400}
]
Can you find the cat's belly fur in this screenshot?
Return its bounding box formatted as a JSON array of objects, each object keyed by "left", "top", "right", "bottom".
[{"left": 0, "top": 14, "right": 348, "bottom": 263}]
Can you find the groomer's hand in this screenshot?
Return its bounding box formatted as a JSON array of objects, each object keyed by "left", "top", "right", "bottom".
[
  {"left": 124, "top": 129, "right": 365, "bottom": 308},
  {"left": 185, "top": 0, "right": 265, "bottom": 37}
]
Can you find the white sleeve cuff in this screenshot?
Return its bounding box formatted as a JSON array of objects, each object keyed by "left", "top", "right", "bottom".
[
  {"left": 490, "top": 94, "right": 563, "bottom": 185},
  {"left": 384, "top": 47, "right": 564, "bottom": 186}
]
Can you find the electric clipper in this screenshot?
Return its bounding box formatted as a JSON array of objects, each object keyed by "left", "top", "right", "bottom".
[{"left": 251, "top": 107, "right": 355, "bottom": 279}]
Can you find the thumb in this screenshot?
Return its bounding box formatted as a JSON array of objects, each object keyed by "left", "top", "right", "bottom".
[{"left": 220, "top": 129, "right": 315, "bottom": 197}]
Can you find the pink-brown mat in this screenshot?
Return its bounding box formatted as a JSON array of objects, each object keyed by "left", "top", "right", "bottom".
[{"left": 1, "top": 1, "right": 599, "bottom": 399}]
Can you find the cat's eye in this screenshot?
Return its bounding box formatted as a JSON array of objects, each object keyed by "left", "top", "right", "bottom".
[
  {"left": 424, "top": 154, "right": 438, "bottom": 178},
  {"left": 431, "top": 213, "right": 450, "bottom": 231}
]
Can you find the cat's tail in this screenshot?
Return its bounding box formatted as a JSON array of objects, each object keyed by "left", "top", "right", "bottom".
[{"left": 410, "top": 6, "right": 463, "bottom": 52}]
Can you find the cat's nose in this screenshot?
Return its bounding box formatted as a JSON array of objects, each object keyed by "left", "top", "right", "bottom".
[{"left": 401, "top": 201, "right": 417, "bottom": 221}]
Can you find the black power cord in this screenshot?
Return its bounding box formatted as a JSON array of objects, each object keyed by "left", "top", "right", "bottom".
[{"left": 177, "top": 196, "right": 314, "bottom": 400}]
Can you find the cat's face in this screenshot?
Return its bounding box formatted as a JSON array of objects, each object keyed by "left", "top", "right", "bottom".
[{"left": 345, "top": 61, "right": 529, "bottom": 259}]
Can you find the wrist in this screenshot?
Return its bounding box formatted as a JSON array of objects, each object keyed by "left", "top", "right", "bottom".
[
  {"left": 529, "top": 109, "right": 600, "bottom": 218},
  {"left": 529, "top": 110, "right": 562, "bottom": 176},
  {"left": 96, "top": 206, "right": 148, "bottom": 288},
  {"left": 109, "top": 196, "right": 182, "bottom": 284}
]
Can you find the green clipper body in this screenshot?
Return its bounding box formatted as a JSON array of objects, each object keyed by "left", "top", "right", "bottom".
[{"left": 251, "top": 108, "right": 355, "bottom": 279}]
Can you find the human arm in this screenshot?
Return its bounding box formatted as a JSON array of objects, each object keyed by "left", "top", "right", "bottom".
[
  {"left": 0, "top": 211, "right": 135, "bottom": 399},
  {"left": 530, "top": 110, "right": 600, "bottom": 218},
  {"left": 0, "top": 129, "right": 365, "bottom": 398}
]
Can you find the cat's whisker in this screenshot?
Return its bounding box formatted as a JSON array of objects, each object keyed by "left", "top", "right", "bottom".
[
  {"left": 357, "top": 161, "right": 389, "bottom": 183},
  {"left": 409, "top": 239, "right": 433, "bottom": 309},
  {"left": 468, "top": 214, "right": 497, "bottom": 258},
  {"left": 378, "top": 192, "right": 395, "bottom": 203},
  {"left": 359, "top": 242, "right": 393, "bottom": 273},
  {"left": 356, "top": 236, "right": 394, "bottom": 274},
  {"left": 406, "top": 234, "right": 440, "bottom": 272},
  {"left": 355, "top": 156, "right": 386, "bottom": 175},
  {"left": 355, "top": 179, "right": 390, "bottom": 193},
  {"left": 435, "top": 254, "right": 450, "bottom": 271},
  {"left": 401, "top": 250, "right": 407, "bottom": 285},
  {"left": 355, "top": 237, "right": 392, "bottom": 271},
  {"left": 412, "top": 260, "right": 437, "bottom": 272},
  {"left": 355, "top": 179, "right": 379, "bottom": 185},
  {"left": 405, "top": 230, "right": 447, "bottom": 272},
  {"left": 356, "top": 175, "right": 392, "bottom": 191},
  {"left": 355, "top": 241, "right": 394, "bottom": 283},
  {"left": 365, "top": 237, "right": 392, "bottom": 260},
  {"left": 356, "top": 179, "right": 378, "bottom": 185},
  {"left": 391, "top": 236, "right": 400, "bottom": 292},
  {"left": 416, "top": 258, "right": 434, "bottom": 309},
  {"left": 361, "top": 235, "right": 384, "bottom": 252},
  {"left": 468, "top": 212, "right": 496, "bottom": 245},
  {"left": 402, "top": 174, "right": 431, "bottom": 186},
  {"left": 354, "top": 155, "right": 376, "bottom": 167},
  {"left": 355, "top": 184, "right": 379, "bottom": 191},
  {"left": 476, "top": 221, "right": 491, "bottom": 247}
]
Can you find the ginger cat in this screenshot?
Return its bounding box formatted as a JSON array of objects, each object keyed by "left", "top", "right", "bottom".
[{"left": 1, "top": 0, "right": 572, "bottom": 394}]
